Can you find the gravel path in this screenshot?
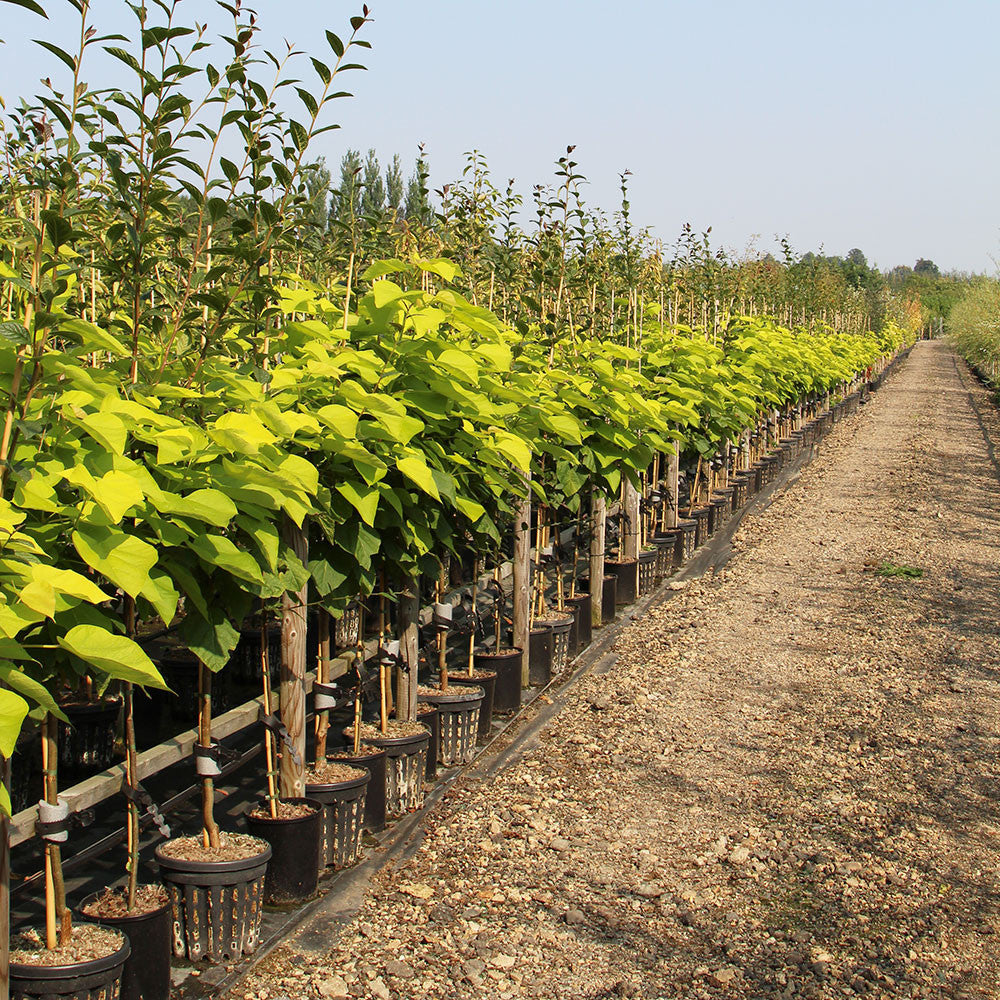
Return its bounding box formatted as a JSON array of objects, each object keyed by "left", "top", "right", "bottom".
[{"left": 242, "top": 341, "right": 1000, "bottom": 1000}]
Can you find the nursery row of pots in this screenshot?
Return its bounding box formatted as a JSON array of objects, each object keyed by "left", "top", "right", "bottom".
[{"left": 9, "top": 355, "right": 910, "bottom": 1000}]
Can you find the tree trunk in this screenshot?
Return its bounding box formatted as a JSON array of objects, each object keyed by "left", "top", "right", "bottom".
[
  {"left": 589, "top": 489, "right": 606, "bottom": 627},
  {"left": 512, "top": 477, "right": 532, "bottom": 687},
  {"left": 397, "top": 577, "right": 420, "bottom": 723},
  {"left": 667, "top": 447, "right": 679, "bottom": 529},
  {"left": 280, "top": 516, "right": 308, "bottom": 798}
]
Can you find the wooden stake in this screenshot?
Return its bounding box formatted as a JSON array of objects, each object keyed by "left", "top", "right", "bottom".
[
  {"left": 468, "top": 559, "right": 478, "bottom": 676},
  {"left": 198, "top": 665, "right": 220, "bottom": 849},
  {"left": 493, "top": 566, "right": 503, "bottom": 650},
  {"left": 378, "top": 580, "right": 388, "bottom": 735},
  {"left": 260, "top": 615, "right": 278, "bottom": 818}
]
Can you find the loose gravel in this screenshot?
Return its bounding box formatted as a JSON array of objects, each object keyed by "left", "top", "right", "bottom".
[{"left": 240, "top": 341, "right": 1000, "bottom": 999}]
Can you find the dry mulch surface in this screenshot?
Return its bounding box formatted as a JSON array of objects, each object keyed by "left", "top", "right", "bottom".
[
  {"left": 158, "top": 832, "right": 268, "bottom": 864},
  {"left": 80, "top": 884, "right": 169, "bottom": 919},
  {"left": 240, "top": 342, "right": 1000, "bottom": 998},
  {"left": 307, "top": 762, "right": 370, "bottom": 786},
  {"left": 11, "top": 925, "right": 125, "bottom": 967},
  {"left": 248, "top": 800, "right": 318, "bottom": 821}
]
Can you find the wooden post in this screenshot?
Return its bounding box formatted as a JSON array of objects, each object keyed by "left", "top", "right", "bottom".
[
  {"left": 397, "top": 577, "right": 420, "bottom": 723},
  {"left": 512, "top": 475, "right": 532, "bottom": 687},
  {"left": 589, "top": 488, "right": 606, "bottom": 627},
  {"left": 280, "top": 517, "right": 308, "bottom": 799},
  {"left": 667, "top": 445, "right": 679, "bottom": 529}
]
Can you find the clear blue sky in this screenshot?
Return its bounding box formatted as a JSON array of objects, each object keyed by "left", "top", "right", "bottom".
[{"left": 2, "top": 0, "right": 997, "bottom": 273}]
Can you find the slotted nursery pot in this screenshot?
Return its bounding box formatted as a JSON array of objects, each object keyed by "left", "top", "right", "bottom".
[
  {"left": 416, "top": 706, "right": 441, "bottom": 779},
  {"left": 305, "top": 765, "right": 370, "bottom": 871},
  {"left": 450, "top": 669, "right": 496, "bottom": 743},
  {"left": 79, "top": 891, "right": 171, "bottom": 1000},
  {"left": 330, "top": 746, "right": 387, "bottom": 833},
  {"left": 155, "top": 839, "right": 271, "bottom": 962},
  {"left": 539, "top": 614, "right": 574, "bottom": 673},
  {"left": 243, "top": 798, "right": 323, "bottom": 905},
  {"left": 475, "top": 648, "right": 522, "bottom": 714},
  {"left": 637, "top": 548, "right": 658, "bottom": 596},
  {"left": 356, "top": 727, "right": 430, "bottom": 818},
  {"left": 418, "top": 686, "right": 483, "bottom": 766},
  {"left": 10, "top": 929, "right": 131, "bottom": 1000}
]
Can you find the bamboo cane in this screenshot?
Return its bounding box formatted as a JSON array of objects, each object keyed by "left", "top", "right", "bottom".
[
  {"left": 260, "top": 616, "right": 278, "bottom": 819},
  {"left": 468, "top": 559, "right": 478, "bottom": 676}
]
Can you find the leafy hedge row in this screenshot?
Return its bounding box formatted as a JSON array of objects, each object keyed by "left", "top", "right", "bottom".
[{"left": 0, "top": 252, "right": 912, "bottom": 806}]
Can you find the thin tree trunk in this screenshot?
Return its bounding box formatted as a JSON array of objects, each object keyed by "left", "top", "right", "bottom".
[
  {"left": 397, "top": 578, "right": 420, "bottom": 723},
  {"left": 512, "top": 477, "right": 532, "bottom": 687},
  {"left": 280, "top": 516, "right": 308, "bottom": 798},
  {"left": 589, "top": 489, "right": 606, "bottom": 627},
  {"left": 198, "top": 665, "right": 220, "bottom": 849}
]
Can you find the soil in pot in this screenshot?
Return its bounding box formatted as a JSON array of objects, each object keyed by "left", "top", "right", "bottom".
[
  {"left": 80, "top": 885, "right": 171, "bottom": 1000},
  {"left": 416, "top": 706, "right": 440, "bottom": 779},
  {"left": 417, "top": 686, "right": 483, "bottom": 766},
  {"left": 329, "top": 746, "right": 386, "bottom": 833},
  {"left": 305, "top": 762, "right": 370, "bottom": 870},
  {"left": 11, "top": 924, "right": 129, "bottom": 1000},
  {"left": 475, "top": 647, "right": 522, "bottom": 715},
  {"left": 450, "top": 669, "right": 496, "bottom": 743},
  {"left": 155, "top": 833, "right": 271, "bottom": 963}
]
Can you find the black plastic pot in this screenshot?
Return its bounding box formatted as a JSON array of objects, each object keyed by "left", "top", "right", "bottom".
[
  {"left": 599, "top": 574, "right": 617, "bottom": 622},
  {"left": 418, "top": 687, "right": 483, "bottom": 766},
  {"left": 360, "top": 730, "right": 429, "bottom": 817},
  {"left": 10, "top": 928, "right": 130, "bottom": 1000},
  {"left": 539, "top": 615, "right": 574, "bottom": 673},
  {"left": 450, "top": 670, "right": 496, "bottom": 743},
  {"left": 637, "top": 549, "right": 658, "bottom": 596},
  {"left": 476, "top": 648, "right": 522, "bottom": 714},
  {"left": 58, "top": 698, "right": 121, "bottom": 779},
  {"left": 155, "top": 840, "right": 271, "bottom": 962},
  {"left": 528, "top": 626, "right": 552, "bottom": 686},
  {"left": 606, "top": 559, "right": 637, "bottom": 605},
  {"left": 730, "top": 475, "right": 749, "bottom": 511},
  {"left": 563, "top": 592, "right": 591, "bottom": 654},
  {"left": 305, "top": 766, "right": 370, "bottom": 870},
  {"left": 651, "top": 533, "right": 676, "bottom": 578},
  {"left": 708, "top": 496, "right": 729, "bottom": 535},
  {"left": 676, "top": 519, "right": 697, "bottom": 562},
  {"left": 244, "top": 797, "right": 322, "bottom": 905},
  {"left": 691, "top": 507, "right": 710, "bottom": 547},
  {"left": 330, "top": 747, "right": 386, "bottom": 833},
  {"left": 79, "top": 891, "right": 171, "bottom": 1000},
  {"left": 416, "top": 706, "right": 440, "bottom": 779}
]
